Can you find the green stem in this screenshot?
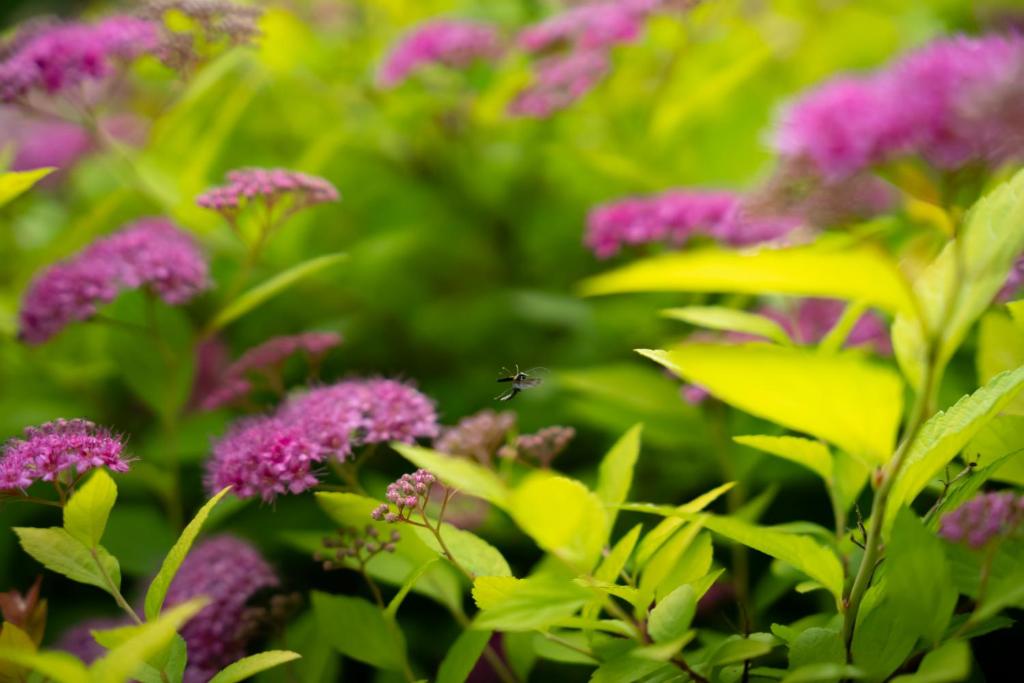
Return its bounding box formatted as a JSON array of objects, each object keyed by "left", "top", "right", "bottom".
[{"left": 92, "top": 549, "right": 142, "bottom": 626}]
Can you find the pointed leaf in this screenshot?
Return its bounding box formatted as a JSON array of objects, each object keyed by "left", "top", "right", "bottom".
[
  {"left": 436, "top": 630, "right": 492, "bottom": 683},
  {"left": 63, "top": 470, "right": 118, "bottom": 548},
  {"left": 640, "top": 344, "right": 903, "bottom": 464},
  {"left": 14, "top": 528, "right": 121, "bottom": 597},
  {"left": 411, "top": 523, "right": 510, "bottom": 579},
  {"left": 392, "top": 444, "right": 508, "bottom": 507},
  {"left": 662, "top": 306, "right": 792, "bottom": 345},
  {"left": 595, "top": 424, "right": 642, "bottom": 531},
  {"left": 735, "top": 435, "right": 832, "bottom": 481},
  {"left": 0, "top": 649, "right": 88, "bottom": 683},
  {"left": 648, "top": 584, "right": 696, "bottom": 644},
  {"left": 208, "top": 651, "right": 302, "bottom": 683},
  {"left": 0, "top": 168, "right": 55, "bottom": 207},
  {"left": 311, "top": 591, "right": 406, "bottom": 671},
  {"left": 472, "top": 576, "right": 591, "bottom": 631}
]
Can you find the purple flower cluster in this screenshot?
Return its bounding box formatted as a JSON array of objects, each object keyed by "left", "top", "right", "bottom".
[
  {"left": 139, "top": 0, "right": 263, "bottom": 73},
  {"left": 775, "top": 34, "right": 1024, "bottom": 180},
  {"left": 498, "top": 426, "right": 575, "bottom": 467},
  {"left": 377, "top": 20, "right": 502, "bottom": 88},
  {"left": 518, "top": 0, "right": 661, "bottom": 53},
  {"left": 317, "top": 525, "right": 400, "bottom": 571},
  {"left": 230, "top": 332, "right": 341, "bottom": 378},
  {"left": 196, "top": 168, "right": 339, "bottom": 216},
  {"left": 939, "top": 491, "right": 1024, "bottom": 548},
  {"left": 206, "top": 378, "right": 438, "bottom": 501},
  {"left": 0, "top": 419, "right": 129, "bottom": 492},
  {"left": 372, "top": 469, "right": 437, "bottom": 523},
  {"left": 0, "top": 16, "right": 160, "bottom": 103},
  {"left": 585, "top": 190, "right": 800, "bottom": 258},
  {"left": 434, "top": 409, "right": 517, "bottom": 465},
  {"left": 509, "top": 0, "right": 666, "bottom": 117},
  {"left": 163, "top": 535, "right": 280, "bottom": 682},
  {"left": 18, "top": 218, "right": 209, "bottom": 344}
]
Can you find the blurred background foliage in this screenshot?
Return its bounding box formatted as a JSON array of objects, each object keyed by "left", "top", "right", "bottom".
[{"left": 0, "top": 0, "right": 1016, "bottom": 678}]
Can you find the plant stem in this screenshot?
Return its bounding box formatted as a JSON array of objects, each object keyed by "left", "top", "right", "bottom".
[{"left": 92, "top": 549, "right": 142, "bottom": 626}]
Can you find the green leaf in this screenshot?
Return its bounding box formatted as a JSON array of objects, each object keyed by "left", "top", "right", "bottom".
[
  {"left": 965, "top": 414, "right": 1024, "bottom": 486},
  {"left": 207, "top": 253, "right": 347, "bottom": 332},
  {"left": 781, "top": 663, "right": 865, "bottom": 683},
  {"left": 0, "top": 168, "right": 55, "bottom": 207},
  {"left": 144, "top": 487, "right": 232, "bottom": 620},
  {"left": 972, "top": 537, "right": 1024, "bottom": 622},
  {"left": 14, "top": 527, "right": 121, "bottom": 597},
  {"left": 648, "top": 584, "right": 696, "bottom": 644},
  {"left": 886, "top": 365, "right": 1024, "bottom": 533},
  {"left": 63, "top": 470, "right": 118, "bottom": 548},
  {"left": 655, "top": 531, "right": 713, "bottom": 600},
  {"left": 385, "top": 558, "right": 440, "bottom": 618},
  {"left": 977, "top": 311, "right": 1024, "bottom": 416},
  {"left": 888, "top": 510, "right": 956, "bottom": 643},
  {"left": 640, "top": 345, "right": 903, "bottom": 464},
  {"left": 590, "top": 652, "right": 673, "bottom": 683},
  {"left": 509, "top": 472, "right": 607, "bottom": 571},
  {"left": 699, "top": 515, "right": 844, "bottom": 604},
  {"left": 662, "top": 306, "right": 792, "bottom": 345},
  {"left": 706, "top": 635, "right": 775, "bottom": 667},
  {"left": 92, "top": 632, "right": 185, "bottom": 683},
  {"left": 311, "top": 591, "right": 406, "bottom": 671},
  {"left": 890, "top": 641, "right": 970, "bottom": 683},
  {"left": 436, "top": 630, "right": 492, "bottom": 683},
  {"left": 412, "top": 523, "right": 511, "bottom": 579},
  {"left": 208, "top": 651, "right": 302, "bottom": 683},
  {"left": 594, "top": 524, "right": 642, "bottom": 584},
  {"left": 0, "top": 649, "right": 89, "bottom": 683},
  {"left": 392, "top": 443, "right": 509, "bottom": 507},
  {"left": 787, "top": 628, "right": 845, "bottom": 670},
  {"left": 626, "top": 482, "right": 735, "bottom": 569},
  {"left": 639, "top": 523, "right": 704, "bottom": 602},
  {"left": 90, "top": 599, "right": 208, "bottom": 683},
  {"left": 580, "top": 239, "right": 917, "bottom": 316},
  {"left": 471, "top": 575, "right": 592, "bottom": 631},
  {"left": 735, "top": 435, "right": 832, "bottom": 481},
  {"left": 595, "top": 424, "right": 642, "bottom": 532}
]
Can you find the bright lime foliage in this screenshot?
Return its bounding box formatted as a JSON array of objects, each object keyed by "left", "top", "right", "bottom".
[{"left": 2, "top": 0, "right": 1022, "bottom": 681}]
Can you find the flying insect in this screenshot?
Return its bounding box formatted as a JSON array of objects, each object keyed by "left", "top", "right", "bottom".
[{"left": 495, "top": 365, "right": 545, "bottom": 401}]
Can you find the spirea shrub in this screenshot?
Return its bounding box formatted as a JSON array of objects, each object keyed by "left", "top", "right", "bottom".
[{"left": 3, "top": 1, "right": 1024, "bottom": 682}]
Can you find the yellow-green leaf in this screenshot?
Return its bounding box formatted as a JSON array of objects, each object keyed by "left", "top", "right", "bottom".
[
  {"left": 580, "top": 239, "right": 917, "bottom": 317},
  {"left": 0, "top": 648, "right": 88, "bottom": 683},
  {"left": 64, "top": 470, "right": 118, "bottom": 548},
  {"left": 472, "top": 576, "right": 591, "bottom": 631},
  {"left": 0, "top": 168, "right": 55, "bottom": 207},
  {"left": 509, "top": 472, "right": 607, "bottom": 571},
  {"left": 207, "top": 651, "right": 302, "bottom": 683},
  {"left": 734, "top": 435, "right": 832, "bottom": 481},
  {"left": 411, "top": 523, "right": 511, "bottom": 579},
  {"left": 662, "top": 306, "right": 792, "bottom": 345},
  {"left": 640, "top": 344, "right": 903, "bottom": 464},
  {"left": 595, "top": 424, "right": 643, "bottom": 531},
  {"left": 14, "top": 528, "right": 121, "bottom": 597},
  {"left": 145, "top": 487, "right": 231, "bottom": 620},
  {"left": 392, "top": 443, "right": 509, "bottom": 508}
]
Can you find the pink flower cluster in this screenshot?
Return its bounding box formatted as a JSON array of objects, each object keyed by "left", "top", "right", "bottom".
[
  {"left": 510, "top": 0, "right": 665, "bottom": 117},
  {"left": 163, "top": 535, "right": 280, "bottom": 682},
  {"left": 0, "top": 16, "right": 160, "bottom": 103},
  {"left": 371, "top": 469, "right": 437, "bottom": 523},
  {"left": 498, "top": 425, "right": 576, "bottom": 467},
  {"left": 196, "top": 168, "right": 339, "bottom": 215},
  {"left": 775, "top": 34, "right": 1024, "bottom": 179},
  {"left": 434, "top": 409, "right": 517, "bottom": 465},
  {"left": 198, "top": 332, "right": 342, "bottom": 411},
  {"left": 206, "top": 378, "right": 438, "bottom": 501},
  {"left": 377, "top": 20, "right": 502, "bottom": 88},
  {"left": 0, "top": 419, "right": 129, "bottom": 492},
  {"left": 585, "top": 190, "right": 799, "bottom": 258},
  {"left": 939, "top": 491, "right": 1024, "bottom": 548},
  {"left": 19, "top": 218, "right": 210, "bottom": 344}
]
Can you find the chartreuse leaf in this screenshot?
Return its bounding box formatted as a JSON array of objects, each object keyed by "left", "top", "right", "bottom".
[
  {"left": 311, "top": 591, "right": 406, "bottom": 671},
  {"left": 0, "top": 623, "right": 36, "bottom": 682},
  {"left": 579, "top": 239, "right": 917, "bottom": 317},
  {"left": 14, "top": 527, "right": 121, "bottom": 597},
  {"left": 595, "top": 524, "right": 642, "bottom": 584},
  {"left": 509, "top": 472, "right": 607, "bottom": 571},
  {"left": 392, "top": 443, "right": 509, "bottom": 507},
  {"left": 91, "top": 599, "right": 207, "bottom": 683},
  {"left": 471, "top": 575, "right": 592, "bottom": 631},
  {"left": 629, "top": 481, "right": 735, "bottom": 568},
  {"left": 0, "top": 648, "right": 89, "bottom": 683},
  {"left": 706, "top": 634, "right": 776, "bottom": 668},
  {"left": 648, "top": 584, "right": 696, "bottom": 644},
  {"left": 977, "top": 311, "right": 1024, "bottom": 415},
  {"left": 207, "top": 651, "right": 302, "bottom": 683},
  {"left": 411, "top": 523, "right": 511, "bottom": 578},
  {"left": 595, "top": 424, "right": 642, "bottom": 531},
  {"left": 699, "top": 515, "right": 844, "bottom": 605},
  {"left": 63, "top": 470, "right": 118, "bottom": 548},
  {"left": 662, "top": 306, "right": 792, "bottom": 345},
  {"left": 894, "top": 168, "right": 1024, "bottom": 390},
  {"left": 885, "top": 365, "right": 1024, "bottom": 534},
  {"left": 639, "top": 523, "right": 704, "bottom": 602},
  {"left": 890, "top": 640, "right": 969, "bottom": 683},
  {"left": 0, "top": 167, "right": 55, "bottom": 207},
  {"left": 436, "top": 629, "right": 492, "bottom": 683},
  {"left": 145, "top": 486, "right": 232, "bottom": 620},
  {"left": 735, "top": 435, "right": 832, "bottom": 481},
  {"left": 640, "top": 345, "right": 903, "bottom": 464},
  {"left": 207, "top": 253, "right": 347, "bottom": 332},
  {"left": 314, "top": 492, "right": 462, "bottom": 610}
]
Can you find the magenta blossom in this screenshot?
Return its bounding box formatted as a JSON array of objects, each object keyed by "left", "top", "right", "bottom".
[
  {"left": 163, "top": 535, "right": 280, "bottom": 682},
  {"left": 372, "top": 469, "right": 438, "bottom": 523},
  {"left": 508, "top": 49, "right": 610, "bottom": 117},
  {"left": 585, "top": 189, "right": 799, "bottom": 258},
  {"left": 498, "top": 426, "right": 575, "bottom": 467},
  {"left": 205, "top": 416, "right": 323, "bottom": 502},
  {"left": 434, "top": 409, "right": 517, "bottom": 466},
  {"left": 774, "top": 34, "right": 1024, "bottom": 179},
  {"left": 377, "top": 20, "right": 502, "bottom": 88},
  {"left": 1, "top": 419, "right": 129, "bottom": 492},
  {"left": 939, "top": 491, "right": 1024, "bottom": 548},
  {"left": 0, "top": 16, "right": 159, "bottom": 103},
  {"left": 197, "top": 167, "right": 338, "bottom": 216},
  {"left": 228, "top": 332, "right": 342, "bottom": 378},
  {"left": 518, "top": 0, "right": 662, "bottom": 53},
  {"left": 18, "top": 218, "right": 208, "bottom": 344}
]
